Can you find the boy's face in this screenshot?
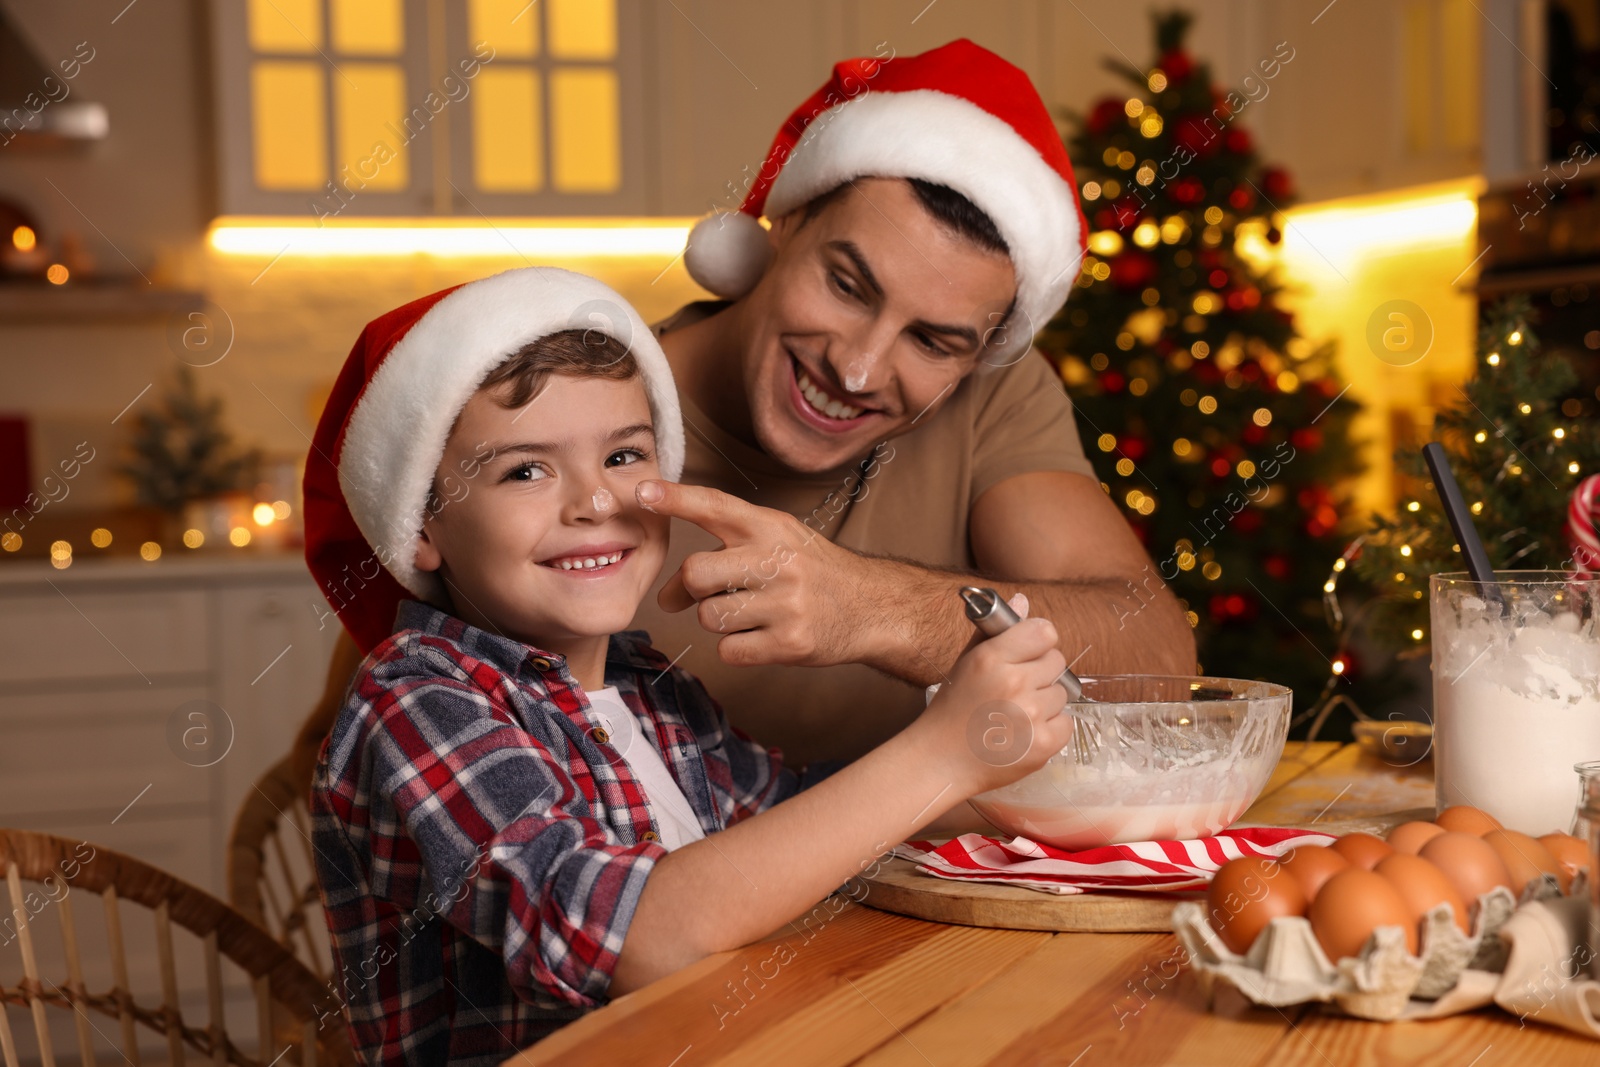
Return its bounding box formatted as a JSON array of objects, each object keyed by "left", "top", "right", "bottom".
[{"left": 413, "top": 373, "right": 669, "bottom": 649}]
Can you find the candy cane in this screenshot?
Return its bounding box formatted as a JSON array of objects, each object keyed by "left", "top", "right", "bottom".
[{"left": 1570, "top": 474, "right": 1600, "bottom": 578}]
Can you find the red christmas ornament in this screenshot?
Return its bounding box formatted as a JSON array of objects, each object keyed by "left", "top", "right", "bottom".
[
  {"left": 1208, "top": 268, "right": 1230, "bottom": 289},
  {"left": 1099, "top": 369, "right": 1127, "bottom": 392},
  {"left": 1159, "top": 49, "right": 1194, "bottom": 83},
  {"left": 1120, "top": 436, "right": 1148, "bottom": 461},
  {"left": 1296, "top": 485, "right": 1331, "bottom": 510},
  {"left": 1088, "top": 96, "right": 1129, "bottom": 136},
  {"left": 1172, "top": 114, "right": 1221, "bottom": 158},
  {"left": 1263, "top": 553, "right": 1291, "bottom": 580},
  {"left": 1111, "top": 196, "right": 1145, "bottom": 230},
  {"left": 1224, "top": 286, "right": 1261, "bottom": 311},
  {"left": 1241, "top": 423, "right": 1266, "bottom": 446},
  {"left": 1227, "top": 185, "right": 1255, "bottom": 211},
  {"left": 1224, "top": 127, "right": 1253, "bottom": 155},
  {"left": 1290, "top": 427, "right": 1322, "bottom": 452},
  {"left": 1261, "top": 166, "right": 1294, "bottom": 202},
  {"left": 1172, "top": 177, "right": 1206, "bottom": 204},
  {"left": 1109, "top": 250, "right": 1157, "bottom": 291},
  {"left": 1210, "top": 456, "right": 1232, "bottom": 478}
]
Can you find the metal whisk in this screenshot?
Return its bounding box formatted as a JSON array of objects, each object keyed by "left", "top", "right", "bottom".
[{"left": 959, "top": 586, "right": 1103, "bottom": 764}]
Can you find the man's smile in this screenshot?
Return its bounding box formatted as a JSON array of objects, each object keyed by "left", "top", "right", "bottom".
[{"left": 786, "top": 353, "right": 880, "bottom": 433}]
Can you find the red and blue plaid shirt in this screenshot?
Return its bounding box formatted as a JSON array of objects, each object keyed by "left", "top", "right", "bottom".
[{"left": 311, "top": 599, "right": 829, "bottom": 1066}]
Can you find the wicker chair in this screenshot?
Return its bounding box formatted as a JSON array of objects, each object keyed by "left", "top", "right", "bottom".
[
  {"left": 227, "top": 630, "right": 363, "bottom": 979},
  {"left": 0, "top": 828, "right": 352, "bottom": 1067}
]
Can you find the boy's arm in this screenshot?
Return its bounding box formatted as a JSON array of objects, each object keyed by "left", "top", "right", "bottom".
[{"left": 610, "top": 616, "right": 1072, "bottom": 994}]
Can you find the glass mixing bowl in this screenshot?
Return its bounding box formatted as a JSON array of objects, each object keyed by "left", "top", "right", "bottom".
[{"left": 968, "top": 675, "right": 1292, "bottom": 850}]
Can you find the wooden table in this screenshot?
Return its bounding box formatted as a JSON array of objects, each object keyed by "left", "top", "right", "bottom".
[{"left": 513, "top": 743, "right": 1599, "bottom": 1066}]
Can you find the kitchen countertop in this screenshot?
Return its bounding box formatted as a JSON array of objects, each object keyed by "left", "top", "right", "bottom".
[
  {"left": 0, "top": 550, "right": 314, "bottom": 589},
  {"left": 509, "top": 742, "right": 1599, "bottom": 1066}
]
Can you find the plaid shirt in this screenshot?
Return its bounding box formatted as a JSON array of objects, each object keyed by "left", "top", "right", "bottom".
[{"left": 311, "top": 599, "right": 826, "bottom": 1066}]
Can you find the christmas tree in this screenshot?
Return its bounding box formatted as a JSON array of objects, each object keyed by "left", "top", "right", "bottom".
[
  {"left": 1037, "top": 9, "right": 1364, "bottom": 713},
  {"left": 1350, "top": 297, "right": 1600, "bottom": 652},
  {"left": 118, "top": 367, "right": 262, "bottom": 513}
]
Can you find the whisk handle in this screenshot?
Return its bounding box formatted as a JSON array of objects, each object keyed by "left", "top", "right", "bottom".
[{"left": 958, "top": 586, "right": 1086, "bottom": 700}]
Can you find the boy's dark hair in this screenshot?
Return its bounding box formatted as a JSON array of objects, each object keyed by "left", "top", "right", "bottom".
[
  {"left": 425, "top": 329, "right": 641, "bottom": 515},
  {"left": 479, "top": 328, "right": 638, "bottom": 409},
  {"left": 802, "top": 177, "right": 1009, "bottom": 256}
]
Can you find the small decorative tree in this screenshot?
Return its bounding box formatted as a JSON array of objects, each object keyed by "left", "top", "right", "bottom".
[
  {"left": 118, "top": 367, "right": 262, "bottom": 514},
  {"left": 1350, "top": 297, "right": 1600, "bottom": 652}
]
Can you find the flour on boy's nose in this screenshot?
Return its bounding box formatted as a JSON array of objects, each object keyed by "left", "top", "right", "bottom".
[{"left": 593, "top": 487, "right": 615, "bottom": 513}]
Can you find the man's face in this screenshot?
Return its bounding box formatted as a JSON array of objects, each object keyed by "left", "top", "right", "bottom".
[
  {"left": 414, "top": 374, "right": 669, "bottom": 648},
  {"left": 737, "top": 177, "right": 1017, "bottom": 473}
]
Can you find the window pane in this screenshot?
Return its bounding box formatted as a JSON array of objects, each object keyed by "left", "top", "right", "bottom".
[
  {"left": 331, "top": 0, "right": 404, "bottom": 55},
  {"left": 469, "top": 0, "right": 538, "bottom": 59},
  {"left": 473, "top": 67, "right": 542, "bottom": 191},
  {"left": 335, "top": 62, "right": 409, "bottom": 190},
  {"left": 550, "top": 68, "right": 618, "bottom": 192},
  {"left": 248, "top": 0, "right": 322, "bottom": 53},
  {"left": 549, "top": 0, "right": 615, "bottom": 59},
  {"left": 251, "top": 61, "right": 327, "bottom": 189}
]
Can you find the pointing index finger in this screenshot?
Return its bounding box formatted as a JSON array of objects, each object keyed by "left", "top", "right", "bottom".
[{"left": 636, "top": 480, "right": 756, "bottom": 542}]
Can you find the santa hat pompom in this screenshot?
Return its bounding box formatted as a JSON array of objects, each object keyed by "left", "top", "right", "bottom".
[{"left": 684, "top": 211, "right": 773, "bottom": 298}]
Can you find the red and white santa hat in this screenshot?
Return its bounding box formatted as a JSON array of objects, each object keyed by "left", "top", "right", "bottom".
[
  {"left": 302, "top": 267, "right": 685, "bottom": 654},
  {"left": 684, "top": 39, "right": 1088, "bottom": 356}
]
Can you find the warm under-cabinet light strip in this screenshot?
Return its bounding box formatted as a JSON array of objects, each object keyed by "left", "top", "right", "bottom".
[{"left": 207, "top": 217, "right": 697, "bottom": 258}]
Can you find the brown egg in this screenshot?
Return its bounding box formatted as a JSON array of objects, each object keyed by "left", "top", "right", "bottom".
[
  {"left": 1481, "top": 830, "right": 1562, "bottom": 897},
  {"left": 1329, "top": 832, "right": 1393, "bottom": 870},
  {"left": 1386, "top": 821, "right": 1445, "bottom": 855},
  {"left": 1375, "top": 852, "right": 1469, "bottom": 935},
  {"left": 1435, "top": 805, "right": 1502, "bottom": 835},
  {"left": 1536, "top": 833, "right": 1589, "bottom": 893},
  {"left": 1310, "top": 868, "right": 1418, "bottom": 961},
  {"left": 1279, "top": 845, "right": 1350, "bottom": 901},
  {"left": 1207, "top": 855, "right": 1307, "bottom": 955},
  {"left": 1419, "top": 832, "right": 1514, "bottom": 906}
]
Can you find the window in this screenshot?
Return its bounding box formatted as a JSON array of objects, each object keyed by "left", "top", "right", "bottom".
[{"left": 209, "top": 0, "right": 643, "bottom": 216}]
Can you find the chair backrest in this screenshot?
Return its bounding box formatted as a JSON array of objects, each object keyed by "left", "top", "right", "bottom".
[
  {"left": 228, "top": 629, "right": 364, "bottom": 979},
  {"left": 0, "top": 828, "right": 353, "bottom": 1067},
  {"left": 227, "top": 757, "right": 328, "bottom": 983}
]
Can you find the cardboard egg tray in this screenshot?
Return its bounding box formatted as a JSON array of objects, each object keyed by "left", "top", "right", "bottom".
[{"left": 1171, "top": 875, "right": 1568, "bottom": 1021}]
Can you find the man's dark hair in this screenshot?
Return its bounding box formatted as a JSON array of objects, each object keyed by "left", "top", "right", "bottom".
[{"left": 802, "top": 177, "right": 1009, "bottom": 256}]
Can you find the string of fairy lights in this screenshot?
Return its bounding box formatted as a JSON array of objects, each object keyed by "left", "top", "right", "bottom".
[
  {"left": 1298, "top": 311, "right": 1596, "bottom": 739},
  {"left": 0, "top": 498, "right": 295, "bottom": 567}
]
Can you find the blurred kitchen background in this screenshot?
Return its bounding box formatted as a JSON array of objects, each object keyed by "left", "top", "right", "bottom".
[{"left": 1, "top": 0, "right": 1598, "bottom": 900}]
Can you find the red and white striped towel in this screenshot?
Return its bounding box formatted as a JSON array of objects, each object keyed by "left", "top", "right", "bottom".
[{"left": 897, "top": 827, "right": 1336, "bottom": 895}]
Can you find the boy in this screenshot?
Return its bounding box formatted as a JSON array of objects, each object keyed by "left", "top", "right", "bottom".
[{"left": 304, "top": 267, "right": 1070, "bottom": 1065}]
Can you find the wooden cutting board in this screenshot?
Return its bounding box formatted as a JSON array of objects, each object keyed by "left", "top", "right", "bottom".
[
  {"left": 860, "top": 742, "right": 1437, "bottom": 935},
  {"left": 856, "top": 855, "right": 1190, "bottom": 933}
]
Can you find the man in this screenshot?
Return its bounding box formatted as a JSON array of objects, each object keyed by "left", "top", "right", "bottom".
[{"left": 631, "top": 39, "right": 1195, "bottom": 767}]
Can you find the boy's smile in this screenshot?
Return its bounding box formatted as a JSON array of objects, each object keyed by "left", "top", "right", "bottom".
[{"left": 413, "top": 373, "right": 669, "bottom": 685}]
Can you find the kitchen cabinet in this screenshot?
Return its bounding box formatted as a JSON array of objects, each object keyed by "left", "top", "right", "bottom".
[{"left": 0, "top": 553, "right": 341, "bottom": 897}]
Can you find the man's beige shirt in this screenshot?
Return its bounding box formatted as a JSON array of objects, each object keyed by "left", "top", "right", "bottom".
[{"left": 634, "top": 304, "right": 1096, "bottom": 766}]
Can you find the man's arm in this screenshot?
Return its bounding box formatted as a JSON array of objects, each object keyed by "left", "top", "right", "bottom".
[
  {"left": 638, "top": 471, "right": 1195, "bottom": 688},
  {"left": 850, "top": 468, "right": 1197, "bottom": 686}
]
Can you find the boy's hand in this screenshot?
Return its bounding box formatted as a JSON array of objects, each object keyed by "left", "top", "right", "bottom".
[{"left": 913, "top": 616, "right": 1073, "bottom": 798}]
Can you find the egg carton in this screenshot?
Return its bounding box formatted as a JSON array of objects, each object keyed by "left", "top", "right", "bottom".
[{"left": 1171, "top": 874, "right": 1564, "bottom": 1021}]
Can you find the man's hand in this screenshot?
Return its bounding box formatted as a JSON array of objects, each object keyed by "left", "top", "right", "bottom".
[{"left": 637, "top": 479, "right": 876, "bottom": 668}]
